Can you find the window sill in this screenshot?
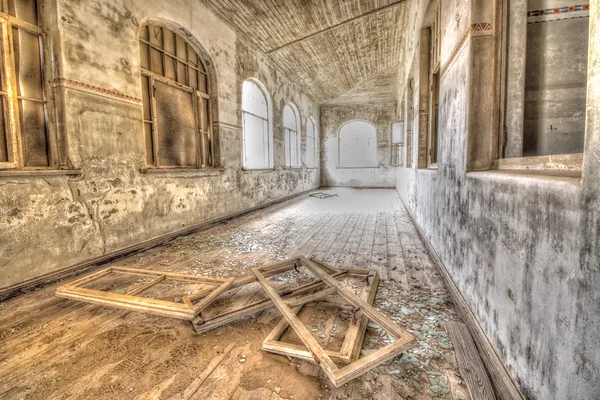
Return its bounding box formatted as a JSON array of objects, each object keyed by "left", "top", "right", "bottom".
[
  {"left": 305, "top": 167, "right": 319, "bottom": 170},
  {"left": 467, "top": 169, "right": 582, "bottom": 185},
  {"left": 140, "top": 167, "right": 225, "bottom": 177},
  {"left": 0, "top": 169, "right": 83, "bottom": 178},
  {"left": 336, "top": 166, "right": 380, "bottom": 170},
  {"left": 493, "top": 154, "right": 583, "bottom": 174},
  {"left": 242, "top": 168, "right": 276, "bottom": 173},
  {"left": 282, "top": 167, "right": 302, "bottom": 171}
]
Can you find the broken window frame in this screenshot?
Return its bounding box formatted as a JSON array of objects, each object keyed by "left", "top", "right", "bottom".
[
  {"left": 139, "top": 24, "right": 214, "bottom": 170},
  {"left": 427, "top": 2, "right": 441, "bottom": 169},
  {"left": 0, "top": 1, "right": 58, "bottom": 171}
]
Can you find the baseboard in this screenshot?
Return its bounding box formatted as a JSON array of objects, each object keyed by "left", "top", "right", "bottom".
[
  {"left": 400, "top": 199, "right": 523, "bottom": 400},
  {"left": 0, "top": 187, "right": 317, "bottom": 302},
  {"left": 319, "top": 186, "right": 396, "bottom": 189}
]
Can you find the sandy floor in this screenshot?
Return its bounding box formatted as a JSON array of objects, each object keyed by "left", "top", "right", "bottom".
[{"left": 0, "top": 188, "right": 471, "bottom": 399}]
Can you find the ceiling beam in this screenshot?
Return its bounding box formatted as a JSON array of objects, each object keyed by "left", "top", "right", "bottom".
[{"left": 265, "top": 0, "right": 406, "bottom": 55}]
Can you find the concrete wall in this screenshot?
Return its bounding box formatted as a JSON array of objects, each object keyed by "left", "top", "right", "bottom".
[
  {"left": 321, "top": 103, "right": 396, "bottom": 187},
  {"left": 396, "top": 0, "right": 599, "bottom": 399},
  {"left": 0, "top": 0, "right": 320, "bottom": 289}
]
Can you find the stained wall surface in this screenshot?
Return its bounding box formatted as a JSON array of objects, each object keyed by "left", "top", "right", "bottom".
[
  {"left": 395, "top": 0, "right": 599, "bottom": 399},
  {"left": 0, "top": 0, "right": 320, "bottom": 290},
  {"left": 321, "top": 103, "right": 396, "bottom": 187}
]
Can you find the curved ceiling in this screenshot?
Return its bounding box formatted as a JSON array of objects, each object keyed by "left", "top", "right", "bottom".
[{"left": 202, "top": 0, "right": 406, "bottom": 103}]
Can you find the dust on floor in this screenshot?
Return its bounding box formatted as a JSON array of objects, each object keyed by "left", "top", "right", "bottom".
[{"left": 0, "top": 188, "right": 470, "bottom": 399}]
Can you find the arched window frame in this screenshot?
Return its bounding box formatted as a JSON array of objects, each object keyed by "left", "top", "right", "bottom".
[
  {"left": 241, "top": 78, "right": 273, "bottom": 169},
  {"left": 305, "top": 116, "right": 318, "bottom": 168},
  {"left": 283, "top": 103, "right": 301, "bottom": 168},
  {"left": 139, "top": 22, "right": 216, "bottom": 169},
  {"left": 338, "top": 120, "right": 378, "bottom": 168}
]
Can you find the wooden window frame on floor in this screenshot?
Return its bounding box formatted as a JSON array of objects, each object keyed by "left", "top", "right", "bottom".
[
  {"left": 251, "top": 257, "right": 416, "bottom": 387},
  {"left": 55, "top": 266, "right": 232, "bottom": 321},
  {"left": 190, "top": 258, "right": 370, "bottom": 334},
  {"left": 261, "top": 259, "right": 380, "bottom": 365}
]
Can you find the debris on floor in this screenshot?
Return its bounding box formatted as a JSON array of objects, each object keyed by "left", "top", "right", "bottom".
[
  {"left": 310, "top": 192, "right": 338, "bottom": 199},
  {"left": 55, "top": 257, "right": 416, "bottom": 387}
]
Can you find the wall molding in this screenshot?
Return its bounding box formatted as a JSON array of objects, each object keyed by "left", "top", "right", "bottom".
[
  {"left": 0, "top": 187, "right": 317, "bottom": 301},
  {"left": 53, "top": 78, "right": 143, "bottom": 105},
  {"left": 215, "top": 121, "right": 243, "bottom": 130},
  {"left": 399, "top": 198, "right": 524, "bottom": 400},
  {"left": 442, "top": 23, "right": 493, "bottom": 79}
]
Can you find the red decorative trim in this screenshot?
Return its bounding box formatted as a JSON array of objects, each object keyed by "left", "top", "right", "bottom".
[
  {"left": 441, "top": 23, "right": 493, "bottom": 78},
  {"left": 53, "top": 78, "right": 142, "bottom": 103}
]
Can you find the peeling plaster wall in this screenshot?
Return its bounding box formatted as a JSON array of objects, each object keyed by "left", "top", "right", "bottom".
[
  {"left": 396, "top": 0, "right": 599, "bottom": 399},
  {"left": 320, "top": 103, "right": 396, "bottom": 187},
  {"left": 0, "top": 0, "right": 320, "bottom": 289}
]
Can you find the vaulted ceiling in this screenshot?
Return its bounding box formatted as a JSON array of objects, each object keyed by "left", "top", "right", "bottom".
[{"left": 202, "top": 0, "right": 406, "bottom": 104}]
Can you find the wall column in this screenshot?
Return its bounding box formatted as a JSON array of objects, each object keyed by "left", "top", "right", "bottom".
[{"left": 504, "top": 0, "right": 527, "bottom": 158}]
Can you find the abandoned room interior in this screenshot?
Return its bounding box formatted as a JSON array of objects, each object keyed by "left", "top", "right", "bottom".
[{"left": 0, "top": 0, "right": 598, "bottom": 399}]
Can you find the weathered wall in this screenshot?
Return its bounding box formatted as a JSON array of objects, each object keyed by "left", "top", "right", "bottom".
[
  {"left": 0, "top": 0, "right": 320, "bottom": 289},
  {"left": 321, "top": 103, "right": 396, "bottom": 187},
  {"left": 396, "top": 0, "right": 599, "bottom": 399}
]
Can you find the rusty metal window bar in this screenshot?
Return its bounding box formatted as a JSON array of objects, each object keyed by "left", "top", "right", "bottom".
[
  {"left": 0, "top": 0, "right": 53, "bottom": 170},
  {"left": 139, "top": 24, "right": 213, "bottom": 168}
]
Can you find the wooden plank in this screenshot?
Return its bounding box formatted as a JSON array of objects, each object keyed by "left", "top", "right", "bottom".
[
  {"left": 55, "top": 289, "right": 194, "bottom": 320},
  {"left": 263, "top": 270, "right": 379, "bottom": 364},
  {"left": 126, "top": 275, "right": 166, "bottom": 296},
  {"left": 61, "top": 267, "right": 113, "bottom": 288},
  {"left": 111, "top": 266, "right": 226, "bottom": 284},
  {"left": 193, "top": 272, "right": 349, "bottom": 334},
  {"left": 186, "top": 259, "right": 298, "bottom": 302},
  {"left": 261, "top": 340, "right": 349, "bottom": 365},
  {"left": 309, "top": 258, "right": 370, "bottom": 276},
  {"left": 191, "top": 278, "right": 235, "bottom": 317},
  {"left": 446, "top": 321, "right": 497, "bottom": 400},
  {"left": 254, "top": 261, "right": 416, "bottom": 387},
  {"left": 251, "top": 267, "right": 340, "bottom": 384},
  {"left": 332, "top": 334, "right": 416, "bottom": 386},
  {"left": 56, "top": 286, "right": 193, "bottom": 313},
  {"left": 339, "top": 271, "right": 380, "bottom": 361},
  {"left": 286, "top": 287, "right": 337, "bottom": 307},
  {"left": 300, "top": 257, "right": 410, "bottom": 339}
]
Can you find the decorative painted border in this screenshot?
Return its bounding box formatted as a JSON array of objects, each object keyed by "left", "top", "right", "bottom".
[
  {"left": 441, "top": 23, "right": 493, "bottom": 78},
  {"left": 528, "top": 4, "right": 589, "bottom": 17},
  {"left": 53, "top": 78, "right": 142, "bottom": 104}
]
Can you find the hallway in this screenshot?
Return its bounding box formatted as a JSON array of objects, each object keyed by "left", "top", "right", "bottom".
[{"left": 0, "top": 189, "right": 465, "bottom": 399}]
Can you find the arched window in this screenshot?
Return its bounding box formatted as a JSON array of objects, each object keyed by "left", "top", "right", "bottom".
[
  {"left": 283, "top": 104, "right": 301, "bottom": 168},
  {"left": 242, "top": 79, "right": 273, "bottom": 169},
  {"left": 306, "top": 117, "right": 317, "bottom": 168},
  {"left": 339, "top": 121, "right": 378, "bottom": 168},
  {"left": 139, "top": 24, "right": 214, "bottom": 168}
]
